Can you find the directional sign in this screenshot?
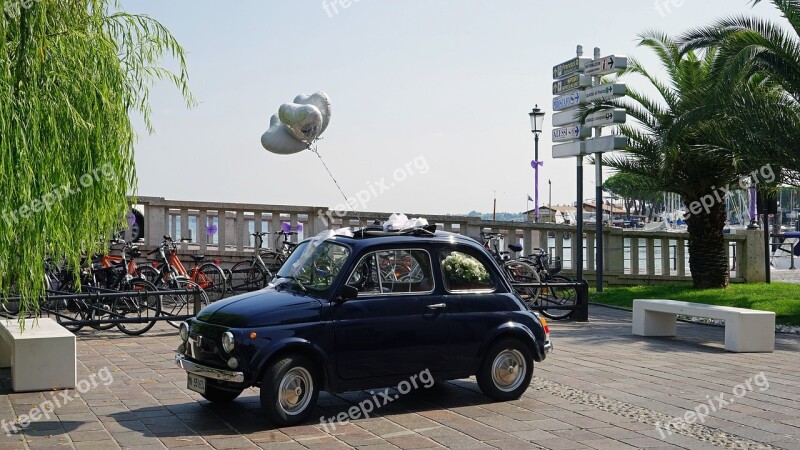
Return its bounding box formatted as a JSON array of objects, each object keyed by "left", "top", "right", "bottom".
[
  {"left": 552, "top": 74, "right": 592, "bottom": 96},
  {"left": 553, "top": 57, "right": 591, "bottom": 80},
  {"left": 552, "top": 109, "right": 580, "bottom": 127},
  {"left": 552, "top": 90, "right": 584, "bottom": 111},
  {"left": 583, "top": 108, "right": 627, "bottom": 127},
  {"left": 552, "top": 124, "right": 591, "bottom": 142},
  {"left": 584, "top": 135, "right": 628, "bottom": 153},
  {"left": 552, "top": 141, "right": 585, "bottom": 159},
  {"left": 584, "top": 55, "right": 628, "bottom": 77},
  {"left": 583, "top": 83, "right": 626, "bottom": 102}
]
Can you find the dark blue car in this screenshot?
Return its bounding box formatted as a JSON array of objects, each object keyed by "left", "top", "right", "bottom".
[{"left": 175, "top": 228, "right": 552, "bottom": 426}]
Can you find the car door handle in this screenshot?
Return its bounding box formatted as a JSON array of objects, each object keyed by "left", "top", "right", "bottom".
[{"left": 427, "top": 303, "right": 447, "bottom": 310}]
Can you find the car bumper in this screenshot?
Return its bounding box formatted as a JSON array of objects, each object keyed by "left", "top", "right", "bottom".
[
  {"left": 175, "top": 353, "right": 244, "bottom": 383},
  {"left": 543, "top": 340, "right": 553, "bottom": 354}
]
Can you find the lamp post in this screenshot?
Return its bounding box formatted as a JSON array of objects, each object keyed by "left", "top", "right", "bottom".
[{"left": 529, "top": 105, "right": 545, "bottom": 223}]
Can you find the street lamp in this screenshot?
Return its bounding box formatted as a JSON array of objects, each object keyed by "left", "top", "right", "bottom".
[{"left": 529, "top": 105, "right": 545, "bottom": 222}]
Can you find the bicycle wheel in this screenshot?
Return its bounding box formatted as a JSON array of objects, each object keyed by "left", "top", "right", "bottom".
[
  {"left": 539, "top": 275, "right": 576, "bottom": 320},
  {"left": 163, "top": 279, "right": 210, "bottom": 328},
  {"left": 197, "top": 263, "right": 227, "bottom": 302},
  {"left": 503, "top": 260, "right": 541, "bottom": 301},
  {"left": 230, "top": 261, "right": 266, "bottom": 293},
  {"left": 113, "top": 279, "right": 161, "bottom": 336},
  {"left": 54, "top": 298, "right": 86, "bottom": 332}
]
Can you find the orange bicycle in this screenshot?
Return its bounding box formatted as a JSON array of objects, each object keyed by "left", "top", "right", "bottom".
[{"left": 138, "top": 235, "right": 227, "bottom": 302}]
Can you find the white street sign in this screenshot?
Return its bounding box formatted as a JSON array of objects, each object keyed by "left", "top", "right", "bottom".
[
  {"left": 584, "top": 55, "right": 628, "bottom": 76},
  {"left": 552, "top": 90, "right": 584, "bottom": 111},
  {"left": 552, "top": 109, "right": 580, "bottom": 127},
  {"left": 552, "top": 74, "right": 592, "bottom": 95},
  {"left": 552, "top": 141, "right": 585, "bottom": 159},
  {"left": 552, "top": 57, "right": 591, "bottom": 80},
  {"left": 583, "top": 108, "right": 627, "bottom": 127},
  {"left": 552, "top": 124, "right": 591, "bottom": 142},
  {"left": 583, "top": 83, "right": 627, "bottom": 102},
  {"left": 584, "top": 135, "right": 628, "bottom": 153}
]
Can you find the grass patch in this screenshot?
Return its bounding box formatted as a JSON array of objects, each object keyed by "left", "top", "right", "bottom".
[{"left": 591, "top": 283, "right": 800, "bottom": 326}]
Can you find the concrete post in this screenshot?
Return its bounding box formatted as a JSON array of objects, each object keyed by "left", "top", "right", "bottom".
[{"left": 744, "top": 228, "right": 766, "bottom": 282}]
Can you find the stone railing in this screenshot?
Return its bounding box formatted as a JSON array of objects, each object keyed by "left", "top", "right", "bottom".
[{"left": 131, "top": 197, "right": 766, "bottom": 284}]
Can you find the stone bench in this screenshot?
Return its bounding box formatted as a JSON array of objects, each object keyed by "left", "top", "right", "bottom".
[
  {"left": 0, "top": 318, "right": 76, "bottom": 391},
  {"left": 632, "top": 299, "right": 775, "bottom": 352}
]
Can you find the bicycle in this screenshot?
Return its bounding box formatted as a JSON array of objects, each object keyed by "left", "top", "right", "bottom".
[
  {"left": 229, "top": 231, "right": 298, "bottom": 292},
  {"left": 137, "top": 235, "right": 227, "bottom": 302},
  {"left": 137, "top": 236, "right": 211, "bottom": 328},
  {"left": 52, "top": 246, "right": 161, "bottom": 335},
  {"left": 519, "top": 248, "right": 576, "bottom": 320},
  {"left": 480, "top": 232, "right": 542, "bottom": 300}
]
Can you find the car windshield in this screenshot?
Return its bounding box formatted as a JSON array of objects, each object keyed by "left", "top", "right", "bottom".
[{"left": 276, "top": 240, "right": 351, "bottom": 293}]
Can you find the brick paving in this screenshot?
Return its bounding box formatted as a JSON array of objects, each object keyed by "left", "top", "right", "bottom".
[{"left": 0, "top": 305, "right": 797, "bottom": 449}]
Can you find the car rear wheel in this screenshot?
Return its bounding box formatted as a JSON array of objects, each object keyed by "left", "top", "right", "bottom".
[
  {"left": 477, "top": 339, "right": 533, "bottom": 401},
  {"left": 201, "top": 385, "right": 243, "bottom": 403},
  {"left": 260, "top": 355, "right": 319, "bottom": 426}
]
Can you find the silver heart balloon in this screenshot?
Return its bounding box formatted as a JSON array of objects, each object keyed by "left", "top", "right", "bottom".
[
  {"left": 279, "top": 103, "right": 323, "bottom": 143},
  {"left": 261, "top": 114, "right": 309, "bottom": 155},
  {"left": 293, "top": 92, "right": 332, "bottom": 136}
]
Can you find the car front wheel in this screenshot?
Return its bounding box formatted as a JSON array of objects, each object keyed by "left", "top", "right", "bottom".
[
  {"left": 260, "top": 355, "right": 319, "bottom": 426},
  {"left": 477, "top": 339, "right": 533, "bottom": 401}
]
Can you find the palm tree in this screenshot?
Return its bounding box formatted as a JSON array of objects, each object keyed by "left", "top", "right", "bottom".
[
  {"left": 602, "top": 33, "right": 764, "bottom": 288},
  {"left": 680, "top": 0, "right": 800, "bottom": 182}
]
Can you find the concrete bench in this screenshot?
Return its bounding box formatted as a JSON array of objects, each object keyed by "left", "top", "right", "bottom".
[
  {"left": 632, "top": 299, "right": 775, "bottom": 352},
  {"left": 0, "top": 318, "right": 76, "bottom": 391}
]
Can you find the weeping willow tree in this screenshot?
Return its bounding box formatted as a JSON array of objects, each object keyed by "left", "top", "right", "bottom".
[{"left": 0, "top": 0, "right": 194, "bottom": 318}]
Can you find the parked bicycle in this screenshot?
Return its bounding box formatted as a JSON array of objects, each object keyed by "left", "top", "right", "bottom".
[
  {"left": 229, "top": 230, "right": 298, "bottom": 292},
  {"left": 137, "top": 235, "right": 226, "bottom": 302},
  {"left": 518, "top": 248, "right": 576, "bottom": 320}
]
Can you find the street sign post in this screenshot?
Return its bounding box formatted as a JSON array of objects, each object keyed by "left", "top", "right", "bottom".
[{"left": 550, "top": 46, "right": 630, "bottom": 294}]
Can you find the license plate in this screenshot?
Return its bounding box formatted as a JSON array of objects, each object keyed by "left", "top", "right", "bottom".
[{"left": 187, "top": 373, "right": 206, "bottom": 394}]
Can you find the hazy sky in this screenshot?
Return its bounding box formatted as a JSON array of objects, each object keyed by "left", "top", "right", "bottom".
[{"left": 123, "top": 0, "right": 784, "bottom": 216}]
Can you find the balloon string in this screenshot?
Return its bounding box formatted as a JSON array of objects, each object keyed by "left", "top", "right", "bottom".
[{"left": 310, "top": 144, "right": 363, "bottom": 224}]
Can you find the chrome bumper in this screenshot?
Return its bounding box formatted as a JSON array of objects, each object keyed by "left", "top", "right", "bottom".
[
  {"left": 543, "top": 340, "right": 553, "bottom": 354},
  {"left": 175, "top": 353, "right": 244, "bottom": 383}
]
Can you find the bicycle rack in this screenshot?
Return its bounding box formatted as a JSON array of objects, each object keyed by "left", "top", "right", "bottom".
[{"left": 2, "top": 288, "right": 203, "bottom": 327}]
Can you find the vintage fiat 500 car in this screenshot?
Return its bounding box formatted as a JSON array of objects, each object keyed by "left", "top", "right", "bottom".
[{"left": 176, "top": 228, "right": 552, "bottom": 426}]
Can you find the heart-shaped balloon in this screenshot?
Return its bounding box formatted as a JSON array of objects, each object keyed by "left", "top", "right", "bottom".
[
  {"left": 294, "top": 92, "right": 332, "bottom": 136},
  {"left": 261, "top": 114, "right": 309, "bottom": 155},
  {"left": 279, "top": 103, "right": 323, "bottom": 143}
]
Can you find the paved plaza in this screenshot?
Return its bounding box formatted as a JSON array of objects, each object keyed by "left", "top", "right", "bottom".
[{"left": 0, "top": 305, "right": 797, "bottom": 449}]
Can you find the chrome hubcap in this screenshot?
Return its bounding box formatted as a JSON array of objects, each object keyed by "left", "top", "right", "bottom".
[
  {"left": 278, "top": 367, "right": 313, "bottom": 415},
  {"left": 491, "top": 349, "right": 526, "bottom": 392}
]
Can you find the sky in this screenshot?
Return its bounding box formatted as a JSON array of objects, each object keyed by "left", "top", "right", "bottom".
[{"left": 122, "top": 0, "right": 785, "bottom": 216}]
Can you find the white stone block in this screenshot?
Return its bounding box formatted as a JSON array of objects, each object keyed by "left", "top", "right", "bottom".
[{"left": 0, "top": 318, "right": 76, "bottom": 391}]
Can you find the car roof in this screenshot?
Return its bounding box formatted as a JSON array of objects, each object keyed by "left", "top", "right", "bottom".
[{"left": 315, "top": 229, "right": 482, "bottom": 251}]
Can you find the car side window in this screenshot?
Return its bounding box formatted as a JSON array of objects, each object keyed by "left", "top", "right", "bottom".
[
  {"left": 346, "top": 249, "right": 434, "bottom": 295},
  {"left": 440, "top": 250, "right": 495, "bottom": 292}
]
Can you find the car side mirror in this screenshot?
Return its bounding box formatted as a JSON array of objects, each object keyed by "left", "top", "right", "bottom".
[{"left": 338, "top": 284, "right": 359, "bottom": 302}]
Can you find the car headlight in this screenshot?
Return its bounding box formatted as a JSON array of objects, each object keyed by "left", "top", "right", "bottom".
[
  {"left": 221, "top": 331, "right": 235, "bottom": 353},
  {"left": 179, "top": 322, "right": 190, "bottom": 342}
]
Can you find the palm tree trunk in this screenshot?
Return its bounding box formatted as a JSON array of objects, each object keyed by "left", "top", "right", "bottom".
[{"left": 685, "top": 200, "right": 729, "bottom": 288}]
